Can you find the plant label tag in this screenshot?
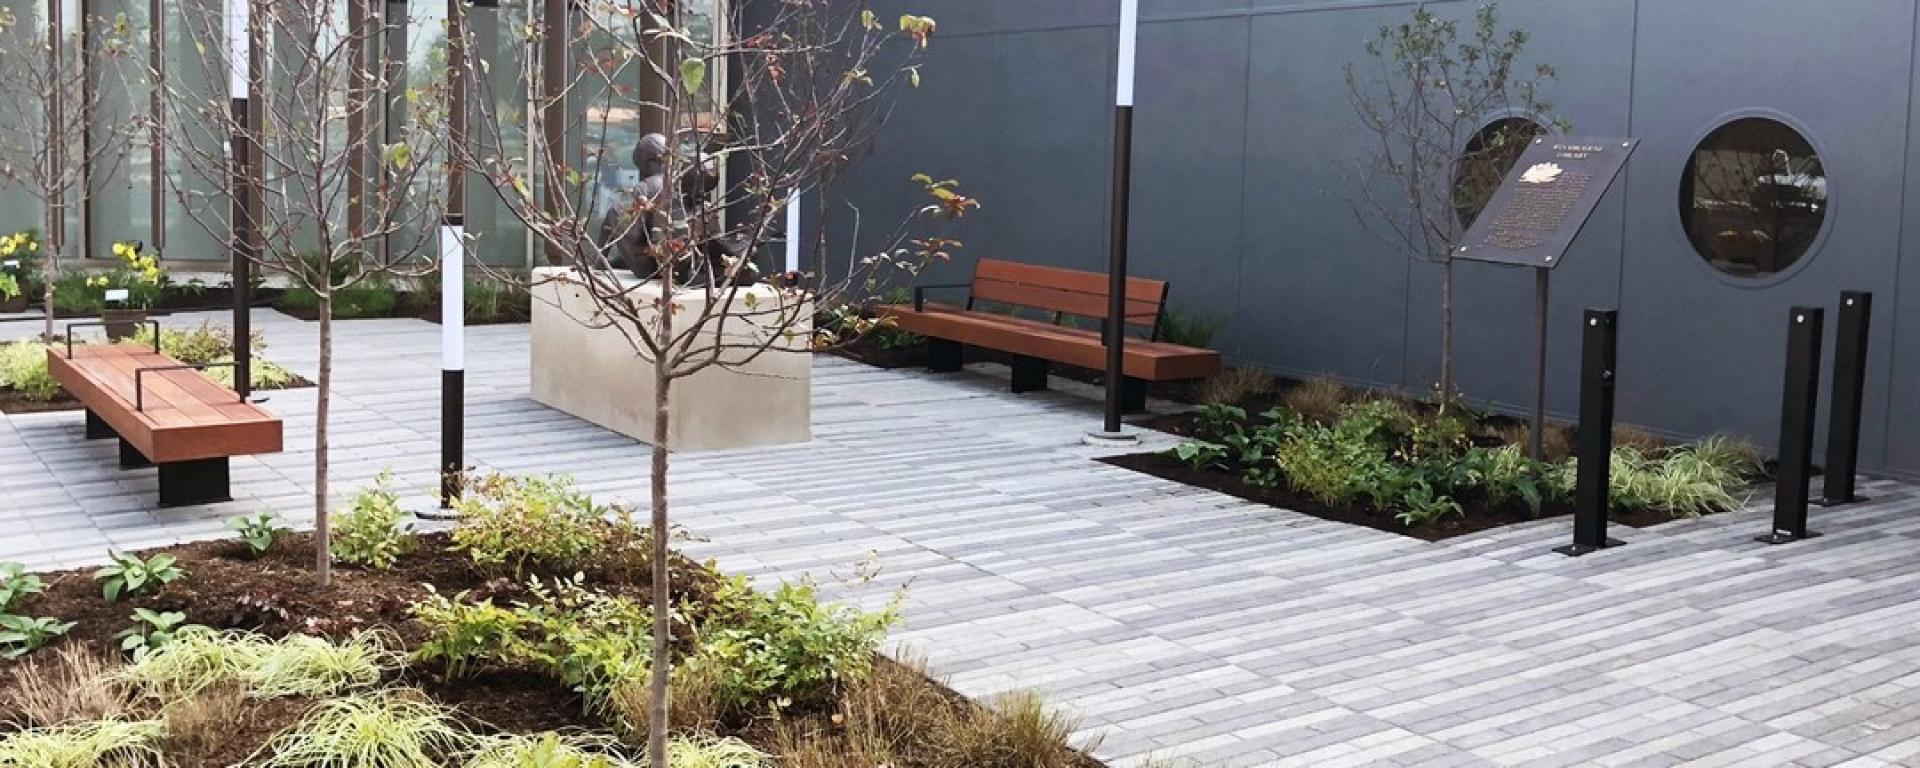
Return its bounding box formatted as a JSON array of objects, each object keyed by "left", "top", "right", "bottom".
[
  {"left": 105, "top": 288, "right": 130, "bottom": 302},
  {"left": 1, "top": 260, "right": 16, "bottom": 269}
]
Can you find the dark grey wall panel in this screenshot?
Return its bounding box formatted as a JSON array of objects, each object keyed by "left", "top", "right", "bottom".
[
  {"left": 1129, "top": 16, "right": 1249, "bottom": 350},
  {"left": 821, "top": 0, "right": 1920, "bottom": 478},
  {"left": 1239, "top": 7, "right": 1410, "bottom": 384},
  {"left": 1620, "top": 0, "right": 1911, "bottom": 456}
]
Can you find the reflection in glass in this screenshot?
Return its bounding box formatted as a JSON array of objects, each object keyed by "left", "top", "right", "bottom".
[
  {"left": 1453, "top": 117, "right": 1547, "bottom": 228},
  {"left": 1681, "top": 118, "right": 1827, "bottom": 278}
]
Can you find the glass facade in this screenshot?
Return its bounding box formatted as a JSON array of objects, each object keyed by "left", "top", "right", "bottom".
[{"left": 1, "top": 0, "right": 720, "bottom": 268}]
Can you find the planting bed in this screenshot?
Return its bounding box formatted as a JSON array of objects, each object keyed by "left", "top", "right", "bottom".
[
  {"left": 0, "top": 493, "right": 1104, "bottom": 768},
  {"left": 1102, "top": 379, "right": 1766, "bottom": 542}
]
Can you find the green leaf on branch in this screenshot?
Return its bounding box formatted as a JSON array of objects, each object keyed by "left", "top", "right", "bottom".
[
  {"left": 384, "top": 143, "right": 413, "bottom": 170},
  {"left": 861, "top": 9, "right": 879, "bottom": 31},
  {"left": 680, "top": 58, "right": 707, "bottom": 95}
]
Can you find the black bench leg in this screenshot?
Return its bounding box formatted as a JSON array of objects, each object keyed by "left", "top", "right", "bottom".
[
  {"left": 85, "top": 409, "right": 116, "bottom": 440},
  {"left": 1010, "top": 355, "right": 1050, "bottom": 393},
  {"left": 119, "top": 439, "right": 152, "bottom": 469},
  {"left": 1122, "top": 377, "right": 1149, "bottom": 414},
  {"left": 158, "top": 458, "right": 232, "bottom": 508},
  {"left": 928, "top": 339, "right": 963, "bottom": 373}
]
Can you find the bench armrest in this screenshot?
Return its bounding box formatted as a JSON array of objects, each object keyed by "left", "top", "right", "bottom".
[
  {"left": 64, "top": 320, "right": 161, "bottom": 357},
  {"left": 912, "top": 283, "right": 971, "bottom": 312},
  {"left": 135, "top": 362, "right": 239, "bottom": 411}
]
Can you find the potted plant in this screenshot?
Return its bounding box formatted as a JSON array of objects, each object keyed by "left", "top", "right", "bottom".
[
  {"left": 93, "top": 240, "right": 165, "bottom": 340},
  {"left": 0, "top": 230, "right": 37, "bottom": 314}
]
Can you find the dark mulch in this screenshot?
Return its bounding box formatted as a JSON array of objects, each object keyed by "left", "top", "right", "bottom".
[
  {"left": 1100, "top": 451, "right": 1676, "bottom": 542},
  {"left": 0, "top": 531, "right": 1103, "bottom": 767}
]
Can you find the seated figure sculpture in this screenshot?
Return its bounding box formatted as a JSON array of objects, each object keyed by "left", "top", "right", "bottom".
[{"left": 598, "top": 133, "right": 758, "bottom": 286}]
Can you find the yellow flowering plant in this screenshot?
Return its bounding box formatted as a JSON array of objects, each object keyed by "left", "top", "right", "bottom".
[
  {"left": 0, "top": 230, "right": 40, "bottom": 302},
  {"left": 90, "top": 240, "right": 167, "bottom": 309}
]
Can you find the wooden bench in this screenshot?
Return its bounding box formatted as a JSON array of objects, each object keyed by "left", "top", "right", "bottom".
[
  {"left": 881, "top": 259, "right": 1221, "bottom": 411},
  {"left": 46, "top": 323, "right": 284, "bottom": 507}
]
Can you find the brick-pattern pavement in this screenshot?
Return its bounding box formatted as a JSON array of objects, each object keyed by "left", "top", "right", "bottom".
[{"left": 5, "top": 310, "right": 1920, "bottom": 767}]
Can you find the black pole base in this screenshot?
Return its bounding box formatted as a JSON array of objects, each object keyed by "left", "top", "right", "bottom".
[
  {"left": 441, "top": 368, "right": 465, "bottom": 509},
  {"left": 1755, "top": 529, "right": 1823, "bottom": 545},
  {"left": 85, "top": 409, "right": 116, "bottom": 440},
  {"left": 1553, "top": 538, "right": 1626, "bottom": 558},
  {"left": 157, "top": 457, "right": 232, "bottom": 508},
  {"left": 1812, "top": 494, "right": 1869, "bottom": 508},
  {"left": 927, "top": 339, "right": 963, "bottom": 373}
]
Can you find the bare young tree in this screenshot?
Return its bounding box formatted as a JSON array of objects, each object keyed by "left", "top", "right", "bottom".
[
  {"left": 0, "top": 8, "right": 139, "bottom": 340},
  {"left": 448, "top": 1, "right": 963, "bottom": 762},
  {"left": 149, "top": 0, "right": 449, "bottom": 586},
  {"left": 1347, "top": 2, "right": 1562, "bottom": 399}
]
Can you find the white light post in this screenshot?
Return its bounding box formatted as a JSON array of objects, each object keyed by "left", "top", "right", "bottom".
[{"left": 1086, "top": 0, "right": 1140, "bottom": 446}]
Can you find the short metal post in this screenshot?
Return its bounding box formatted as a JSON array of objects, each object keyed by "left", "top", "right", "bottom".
[
  {"left": 1556, "top": 309, "right": 1622, "bottom": 557},
  {"left": 1760, "top": 306, "right": 1823, "bottom": 544},
  {"left": 1529, "top": 266, "right": 1549, "bottom": 463},
  {"left": 1817, "top": 291, "right": 1871, "bottom": 506}
]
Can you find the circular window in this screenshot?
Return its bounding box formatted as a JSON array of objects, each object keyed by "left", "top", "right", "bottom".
[
  {"left": 1454, "top": 117, "right": 1549, "bottom": 227},
  {"left": 1681, "top": 118, "right": 1828, "bottom": 278}
]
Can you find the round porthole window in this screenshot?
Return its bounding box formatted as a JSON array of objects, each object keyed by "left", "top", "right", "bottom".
[
  {"left": 1454, "top": 117, "right": 1548, "bottom": 227},
  {"left": 1681, "top": 118, "right": 1828, "bottom": 278}
]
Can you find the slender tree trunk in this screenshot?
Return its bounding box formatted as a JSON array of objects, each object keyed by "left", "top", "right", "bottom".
[
  {"left": 314, "top": 292, "right": 334, "bottom": 587},
  {"left": 41, "top": 204, "right": 58, "bottom": 341},
  {"left": 1439, "top": 257, "right": 1454, "bottom": 401},
  {"left": 646, "top": 355, "right": 671, "bottom": 766}
]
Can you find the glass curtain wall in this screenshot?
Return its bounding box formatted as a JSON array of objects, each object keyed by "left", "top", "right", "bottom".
[
  {"left": 87, "top": 0, "right": 148, "bottom": 260},
  {"left": 0, "top": 0, "right": 47, "bottom": 237}
]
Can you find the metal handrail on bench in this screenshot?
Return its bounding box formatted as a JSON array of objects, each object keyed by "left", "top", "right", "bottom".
[
  {"left": 134, "top": 363, "right": 239, "bottom": 412},
  {"left": 63, "top": 320, "right": 161, "bottom": 357}
]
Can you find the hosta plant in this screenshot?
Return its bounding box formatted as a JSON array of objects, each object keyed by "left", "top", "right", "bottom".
[{"left": 93, "top": 550, "right": 186, "bottom": 602}]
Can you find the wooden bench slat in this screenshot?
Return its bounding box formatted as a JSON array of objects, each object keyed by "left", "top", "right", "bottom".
[
  {"left": 46, "top": 344, "right": 284, "bottom": 464},
  {"left": 970, "top": 259, "right": 1165, "bottom": 330},
  {"left": 883, "top": 303, "right": 1221, "bottom": 381}
]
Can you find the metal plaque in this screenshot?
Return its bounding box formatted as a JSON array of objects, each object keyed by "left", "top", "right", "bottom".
[{"left": 1456, "top": 136, "right": 1638, "bottom": 269}]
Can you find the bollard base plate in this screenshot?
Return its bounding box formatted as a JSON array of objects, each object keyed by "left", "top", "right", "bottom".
[
  {"left": 1755, "top": 529, "right": 1822, "bottom": 545},
  {"left": 1812, "top": 495, "right": 1868, "bottom": 508},
  {"left": 1553, "top": 538, "right": 1625, "bottom": 557}
]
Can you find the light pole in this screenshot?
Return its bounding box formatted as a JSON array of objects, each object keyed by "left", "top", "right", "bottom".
[
  {"left": 225, "top": 0, "right": 257, "bottom": 399},
  {"left": 1086, "top": 0, "right": 1139, "bottom": 447},
  {"left": 439, "top": 0, "right": 471, "bottom": 509}
]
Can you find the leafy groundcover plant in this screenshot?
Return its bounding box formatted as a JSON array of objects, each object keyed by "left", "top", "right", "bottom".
[
  {"left": 1117, "top": 382, "right": 1763, "bottom": 541},
  {"left": 0, "top": 472, "right": 1104, "bottom": 768}
]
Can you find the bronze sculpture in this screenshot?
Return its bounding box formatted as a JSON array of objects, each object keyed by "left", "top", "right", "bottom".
[{"left": 598, "top": 133, "right": 757, "bottom": 286}]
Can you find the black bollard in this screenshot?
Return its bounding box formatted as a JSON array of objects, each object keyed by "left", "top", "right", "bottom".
[
  {"left": 1760, "top": 306, "right": 1824, "bottom": 544},
  {"left": 1817, "top": 291, "right": 1872, "bottom": 506},
  {"left": 1556, "top": 310, "right": 1624, "bottom": 557}
]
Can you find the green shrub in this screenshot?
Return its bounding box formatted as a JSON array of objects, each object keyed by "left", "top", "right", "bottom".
[
  {"left": 0, "top": 340, "right": 61, "bottom": 401},
  {"left": 0, "top": 272, "right": 18, "bottom": 301},
  {"left": 129, "top": 322, "right": 295, "bottom": 390},
  {"left": 1157, "top": 307, "right": 1227, "bottom": 348},
  {"left": 50, "top": 269, "right": 104, "bottom": 314},
  {"left": 115, "top": 608, "right": 190, "bottom": 660},
  {"left": 0, "top": 719, "right": 166, "bottom": 767},
  {"left": 204, "top": 356, "right": 297, "bottom": 390},
  {"left": 685, "top": 576, "right": 901, "bottom": 716},
  {"left": 93, "top": 550, "right": 186, "bottom": 602},
  {"left": 450, "top": 473, "right": 612, "bottom": 576},
  {"left": 244, "top": 690, "right": 470, "bottom": 768},
  {"left": 0, "top": 614, "right": 76, "bottom": 659},
  {"left": 331, "top": 471, "right": 416, "bottom": 569},
  {"left": 1466, "top": 444, "right": 1572, "bottom": 518},
  {"left": 227, "top": 512, "right": 284, "bottom": 558},
  {"left": 410, "top": 576, "right": 651, "bottom": 713},
  {"left": 0, "top": 561, "right": 46, "bottom": 612},
  {"left": 116, "top": 628, "right": 397, "bottom": 701},
  {"left": 408, "top": 588, "right": 537, "bottom": 681}
]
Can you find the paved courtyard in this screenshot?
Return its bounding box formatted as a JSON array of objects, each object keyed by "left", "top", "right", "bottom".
[{"left": 6, "top": 310, "right": 1920, "bottom": 767}]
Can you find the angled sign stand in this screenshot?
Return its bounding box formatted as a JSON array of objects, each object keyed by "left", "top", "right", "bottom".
[{"left": 1456, "top": 136, "right": 1638, "bottom": 468}]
